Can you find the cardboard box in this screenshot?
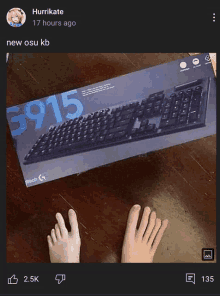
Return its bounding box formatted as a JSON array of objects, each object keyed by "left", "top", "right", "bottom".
[{"left": 6, "top": 53, "right": 216, "bottom": 187}]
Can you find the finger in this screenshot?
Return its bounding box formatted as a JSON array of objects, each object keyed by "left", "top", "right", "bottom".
[
  {"left": 142, "top": 211, "right": 156, "bottom": 242},
  {"left": 147, "top": 218, "right": 162, "bottom": 246},
  {"left": 68, "top": 209, "right": 79, "bottom": 237},
  {"left": 55, "top": 223, "right": 61, "bottom": 240},
  {"left": 47, "top": 235, "right": 53, "bottom": 248},
  {"left": 136, "top": 206, "right": 151, "bottom": 241},
  {"left": 56, "top": 213, "right": 68, "bottom": 238},
  {"left": 51, "top": 229, "right": 57, "bottom": 243},
  {"left": 124, "top": 204, "right": 141, "bottom": 239},
  {"left": 151, "top": 219, "right": 169, "bottom": 253}
]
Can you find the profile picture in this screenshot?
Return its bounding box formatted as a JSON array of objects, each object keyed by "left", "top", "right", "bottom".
[{"left": 6, "top": 8, "right": 26, "bottom": 27}]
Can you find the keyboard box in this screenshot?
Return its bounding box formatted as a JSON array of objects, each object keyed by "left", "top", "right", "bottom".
[{"left": 6, "top": 53, "right": 216, "bottom": 187}]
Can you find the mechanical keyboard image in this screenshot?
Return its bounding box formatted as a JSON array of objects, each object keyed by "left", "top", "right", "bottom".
[{"left": 23, "top": 77, "right": 210, "bottom": 165}]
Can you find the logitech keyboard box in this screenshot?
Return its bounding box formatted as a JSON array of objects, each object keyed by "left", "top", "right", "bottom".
[{"left": 6, "top": 53, "right": 216, "bottom": 187}]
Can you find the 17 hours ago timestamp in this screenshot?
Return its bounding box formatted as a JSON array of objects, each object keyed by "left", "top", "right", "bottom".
[{"left": 33, "top": 20, "right": 76, "bottom": 27}]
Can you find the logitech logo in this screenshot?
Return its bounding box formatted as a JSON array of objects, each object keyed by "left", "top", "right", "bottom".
[
  {"left": 25, "top": 178, "right": 38, "bottom": 185},
  {"left": 39, "top": 174, "right": 46, "bottom": 181},
  {"left": 25, "top": 173, "right": 47, "bottom": 185}
]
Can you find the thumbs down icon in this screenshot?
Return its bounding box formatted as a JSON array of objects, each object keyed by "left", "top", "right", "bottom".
[{"left": 55, "top": 274, "right": 66, "bottom": 284}]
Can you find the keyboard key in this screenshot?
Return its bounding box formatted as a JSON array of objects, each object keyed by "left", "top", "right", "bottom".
[
  {"left": 95, "top": 131, "right": 101, "bottom": 137},
  {"left": 180, "top": 109, "right": 187, "bottom": 116},
  {"left": 121, "top": 108, "right": 136, "bottom": 116},
  {"left": 49, "top": 126, "right": 56, "bottom": 131},
  {"left": 109, "top": 123, "right": 114, "bottom": 129},
  {"left": 191, "top": 98, "right": 201, "bottom": 107},
  {"left": 141, "top": 98, "right": 148, "bottom": 105},
  {"left": 144, "top": 108, "right": 152, "bottom": 116},
  {"left": 115, "top": 131, "right": 126, "bottom": 137},
  {"left": 138, "top": 105, "right": 146, "bottom": 110},
  {"left": 154, "top": 106, "right": 160, "bottom": 112},
  {"left": 157, "top": 93, "right": 164, "bottom": 100},
  {"left": 179, "top": 116, "right": 187, "bottom": 123},
  {"left": 138, "top": 126, "right": 146, "bottom": 133},
  {"left": 163, "top": 108, "right": 170, "bottom": 114},
  {"left": 148, "top": 96, "right": 155, "bottom": 102},
  {"left": 131, "top": 128, "right": 138, "bottom": 134},
  {"left": 145, "top": 124, "right": 156, "bottom": 132},
  {"left": 101, "top": 130, "right": 108, "bottom": 136},
  {"left": 135, "top": 110, "right": 144, "bottom": 117},
  {"left": 165, "top": 101, "right": 172, "bottom": 108},
  {"left": 155, "top": 100, "right": 162, "bottom": 106},
  {"left": 186, "top": 89, "right": 192, "bottom": 95},
  {"left": 146, "top": 102, "right": 153, "bottom": 108},
  {"left": 122, "top": 113, "right": 133, "bottom": 120},
  {"left": 188, "top": 111, "right": 198, "bottom": 123},
  {"left": 161, "top": 114, "right": 168, "bottom": 120},
  {"left": 171, "top": 112, "right": 178, "bottom": 118},
  {"left": 183, "top": 97, "right": 190, "bottom": 103},
  {"left": 170, "top": 93, "right": 176, "bottom": 98},
  {"left": 159, "top": 118, "right": 177, "bottom": 128},
  {"left": 97, "top": 135, "right": 105, "bottom": 141},
  {"left": 140, "top": 118, "right": 149, "bottom": 126},
  {"left": 106, "top": 133, "right": 114, "bottom": 140},
  {"left": 195, "top": 86, "right": 202, "bottom": 91},
  {"left": 115, "top": 116, "right": 122, "bottom": 122},
  {"left": 108, "top": 114, "right": 114, "bottom": 119},
  {"left": 100, "top": 125, "right": 107, "bottom": 130},
  {"left": 111, "top": 108, "right": 117, "bottom": 113},
  {"left": 183, "top": 103, "right": 189, "bottom": 109},
  {"left": 174, "top": 100, "right": 181, "bottom": 106}
]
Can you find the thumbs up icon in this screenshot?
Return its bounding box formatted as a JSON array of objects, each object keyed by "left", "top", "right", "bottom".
[{"left": 8, "top": 274, "right": 18, "bottom": 284}]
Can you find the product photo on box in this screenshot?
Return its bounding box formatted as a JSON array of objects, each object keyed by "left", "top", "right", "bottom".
[{"left": 6, "top": 53, "right": 216, "bottom": 187}]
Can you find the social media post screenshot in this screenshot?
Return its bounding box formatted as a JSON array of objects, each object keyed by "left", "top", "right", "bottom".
[{"left": 2, "top": 5, "right": 219, "bottom": 296}]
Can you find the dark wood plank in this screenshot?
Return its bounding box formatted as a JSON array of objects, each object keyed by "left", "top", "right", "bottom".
[{"left": 123, "top": 53, "right": 190, "bottom": 69}]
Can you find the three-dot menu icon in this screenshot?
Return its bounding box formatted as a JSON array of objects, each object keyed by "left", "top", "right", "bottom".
[{"left": 213, "top": 13, "right": 215, "bottom": 22}]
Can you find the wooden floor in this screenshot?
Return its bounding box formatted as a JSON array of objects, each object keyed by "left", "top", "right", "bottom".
[{"left": 6, "top": 53, "right": 216, "bottom": 263}]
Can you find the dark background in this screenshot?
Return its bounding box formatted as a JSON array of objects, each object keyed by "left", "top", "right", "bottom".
[{"left": 2, "top": 4, "right": 219, "bottom": 296}]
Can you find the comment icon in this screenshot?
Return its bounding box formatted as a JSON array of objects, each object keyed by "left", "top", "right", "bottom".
[
  {"left": 55, "top": 274, "right": 66, "bottom": 284},
  {"left": 186, "top": 273, "right": 195, "bottom": 284}
]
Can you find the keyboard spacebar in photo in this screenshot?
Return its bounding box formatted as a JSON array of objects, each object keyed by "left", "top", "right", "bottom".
[
  {"left": 109, "top": 124, "right": 129, "bottom": 134},
  {"left": 58, "top": 140, "right": 90, "bottom": 153}
]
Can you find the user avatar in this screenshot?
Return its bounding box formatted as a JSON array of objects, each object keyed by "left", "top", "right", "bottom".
[{"left": 6, "top": 8, "right": 26, "bottom": 27}]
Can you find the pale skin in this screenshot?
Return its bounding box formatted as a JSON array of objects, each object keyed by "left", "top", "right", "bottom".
[
  {"left": 47, "top": 209, "right": 81, "bottom": 263},
  {"left": 47, "top": 205, "right": 169, "bottom": 263}
]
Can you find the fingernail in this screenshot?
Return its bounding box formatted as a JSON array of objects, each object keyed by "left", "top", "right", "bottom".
[{"left": 134, "top": 204, "right": 141, "bottom": 209}]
